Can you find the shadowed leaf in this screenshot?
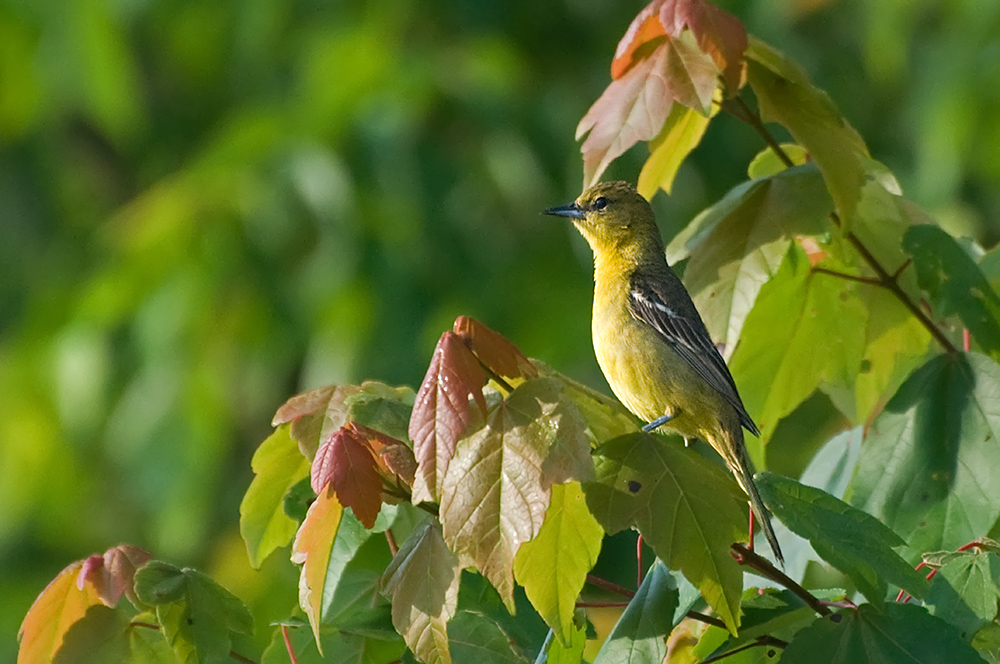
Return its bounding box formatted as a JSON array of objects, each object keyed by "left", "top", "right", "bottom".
[
  {"left": 381, "top": 522, "right": 460, "bottom": 664},
  {"left": 583, "top": 432, "right": 747, "bottom": 633},
  {"left": 593, "top": 560, "right": 681, "bottom": 663},
  {"left": 18, "top": 561, "right": 103, "bottom": 664}
]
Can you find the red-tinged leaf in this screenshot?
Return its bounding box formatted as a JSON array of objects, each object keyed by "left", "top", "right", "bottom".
[
  {"left": 273, "top": 385, "right": 356, "bottom": 459},
  {"left": 381, "top": 522, "right": 461, "bottom": 664},
  {"left": 578, "top": 34, "right": 717, "bottom": 189},
  {"left": 611, "top": 3, "right": 668, "bottom": 79},
  {"left": 410, "top": 331, "right": 489, "bottom": 504},
  {"left": 18, "top": 560, "right": 104, "bottom": 664},
  {"left": 360, "top": 424, "right": 417, "bottom": 485},
  {"left": 291, "top": 488, "right": 345, "bottom": 651},
  {"left": 311, "top": 424, "right": 383, "bottom": 528},
  {"left": 612, "top": 0, "right": 748, "bottom": 92},
  {"left": 77, "top": 545, "right": 152, "bottom": 608},
  {"left": 453, "top": 316, "right": 537, "bottom": 382}
]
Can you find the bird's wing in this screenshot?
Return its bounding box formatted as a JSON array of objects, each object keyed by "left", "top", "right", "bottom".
[{"left": 629, "top": 272, "right": 759, "bottom": 436}]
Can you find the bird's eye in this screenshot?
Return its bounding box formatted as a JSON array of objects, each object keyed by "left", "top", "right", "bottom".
[{"left": 593, "top": 196, "right": 609, "bottom": 211}]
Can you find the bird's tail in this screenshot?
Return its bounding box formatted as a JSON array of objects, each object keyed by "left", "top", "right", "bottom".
[{"left": 721, "top": 428, "right": 784, "bottom": 565}]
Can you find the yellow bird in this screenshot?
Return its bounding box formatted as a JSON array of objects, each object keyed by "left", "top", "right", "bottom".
[{"left": 545, "top": 180, "right": 782, "bottom": 563}]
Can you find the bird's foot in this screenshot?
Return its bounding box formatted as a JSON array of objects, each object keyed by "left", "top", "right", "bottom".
[{"left": 642, "top": 410, "right": 680, "bottom": 432}]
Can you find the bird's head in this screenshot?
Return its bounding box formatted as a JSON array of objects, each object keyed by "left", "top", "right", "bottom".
[{"left": 544, "top": 181, "right": 663, "bottom": 262}]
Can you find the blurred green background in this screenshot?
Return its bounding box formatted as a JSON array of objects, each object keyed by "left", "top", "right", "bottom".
[{"left": 3, "top": 0, "right": 1000, "bottom": 657}]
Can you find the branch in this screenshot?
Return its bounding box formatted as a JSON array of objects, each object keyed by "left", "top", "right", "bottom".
[
  {"left": 811, "top": 267, "right": 883, "bottom": 286},
  {"left": 686, "top": 610, "right": 728, "bottom": 630},
  {"left": 700, "top": 635, "right": 789, "bottom": 664},
  {"left": 725, "top": 94, "right": 960, "bottom": 355},
  {"left": 585, "top": 574, "right": 636, "bottom": 598},
  {"left": 731, "top": 543, "right": 831, "bottom": 616}
]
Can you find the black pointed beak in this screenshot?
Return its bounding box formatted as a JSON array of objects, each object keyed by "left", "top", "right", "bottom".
[{"left": 543, "top": 202, "right": 585, "bottom": 220}]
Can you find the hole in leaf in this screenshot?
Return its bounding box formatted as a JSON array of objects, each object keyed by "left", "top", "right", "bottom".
[{"left": 627, "top": 480, "right": 641, "bottom": 493}]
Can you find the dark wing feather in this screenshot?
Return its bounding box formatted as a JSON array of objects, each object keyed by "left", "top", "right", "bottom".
[{"left": 629, "top": 271, "right": 759, "bottom": 436}]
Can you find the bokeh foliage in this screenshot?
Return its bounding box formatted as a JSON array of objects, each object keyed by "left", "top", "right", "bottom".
[{"left": 4, "top": 0, "right": 1000, "bottom": 660}]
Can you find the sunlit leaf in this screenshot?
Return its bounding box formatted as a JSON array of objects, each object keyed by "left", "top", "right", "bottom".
[
  {"left": 454, "top": 316, "right": 537, "bottom": 383},
  {"left": 904, "top": 224, "right": 1000, "bottom": 358},
  {"left": 746, "top": 38, "right": 869, "bottom": 230},
  {"left": 290, "top": 489, "right": 345, "bottom": 648},
  {"left": 756, "top": 473, "right": 928, "bottom": 605},
  {"left": 850, "top": 353, "right": 1000, "bottom": 553},
  {"left": 779, "top": 604, "right": 983, "bottom": 664},
  {"left": 410, "top": 331, "right": 489, "bottom": 504},
  {"left": 533, "top": 360, "right": 640, "bottom": 445},
  {"left": 747, "top": 143, "right": 808, "bottom": 179},
  {"left": 583, "top": 432, "right": 747, "bottom": 633},
  {"left": 729, "top": 245, "right": 867, "bottom": 443},
  {"left": 611, "top": 0, "right": 748, "bottom": 91},
  {"left": 593, "top": 560, "right": 680, "bottom": 663},
  {"left": 534, "top": 613, "right": 587, "bottom": 664},
  {"left": 76, "top": 545, "right": 152, "bottom": 608},
  {"left": 381, "top": 522, "right": 460, "bottom": 664},
  {"left": 133, "top": 561, "right": 253, "bottom": 664},
  {"left": 240, "top": 426, "right": 311, "bottom": 568},
  {"left": 514, "top": 482, "right": 603, "bottom": 645},
  {"left": 311, "top": 423, "right": 384, "bottom": 528},
  {"left": 637, "top": 104, "right": 713, "bottom": 199},
  {"left": 578, "top": 32, "right": 718, "bottom": 189},
  {"left": 18, "top": 561, "right": 103, "bottom": 664},
  {"left": 440, "top": 377, "right": 591, "bottom": 610},
  {"left": 667, "top": 164, "right": 832, "bottom": 358},
  {"left": 261, "top": 622, "right": 404, "bottom": 664}
]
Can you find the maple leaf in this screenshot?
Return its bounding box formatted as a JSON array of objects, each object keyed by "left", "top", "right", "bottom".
[
  {"left": 453, "top": 316, "right": 538, "bottom": 383},
  {"left": 578, "top": 32, "right": 718, "bottom": 189},
  {"left": 311, "top": 423, "right": 385, "bottom": 529},
  {"left": 612, "top": 0, "right": 748, "bottom": 92},
  {"left": 77, "top": 545, "right": 152, "bottom": 608},
  {"left": 381, "top": 522, "right": 461, "bottom": 664},
  {"left": 439, "top": 377, "right": 591, "bottom": 610},
  {"left": 18, "top": 560, "right": 104, "bottom": 664},
  {"left": 410, "top": 331, "right": 489, "bottom": 504},
  {"left": 290, "top": 488, "right": 345, "bottom": 650}
]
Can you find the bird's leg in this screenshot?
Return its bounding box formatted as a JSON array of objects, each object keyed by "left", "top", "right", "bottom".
[
  {"left": 748, "top": 506, "right": 756, "bottom": 553},
  {"left": 642, "top": 409, "right": 680, "bottom": 432}
]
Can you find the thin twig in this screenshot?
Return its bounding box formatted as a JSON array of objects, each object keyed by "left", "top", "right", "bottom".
[
  {"left": 731, "top": 543, "right": 831, "bottom": 616},
  {"left": 282, "top": 624, "right": 299, "bottom": 664},
  {"left": 585, "top": 574, "right": 636, "bottom": 598},
  {"left": 811, "top": 267, "right": 884, "bottom": 286},
  {"left": 229, "top": 651, "right": 258, "bottom": 664},
  {"left": 576, "top": 601, "right": 631, "bottom": 608},
  {"left": 385, "top": 529, "right": 398, "bottom": 556},
  {"left": 636, "top": 535, "right": 644, "bottom": 587},
  {"left": 701, "top": 635, "right": 789, "bottom": 664},
  {"left": 686, "top": 610, "right": 728, "bottom": 630},
  {"left": 725, "top": 94, "right": 960, "bottom": 355}
]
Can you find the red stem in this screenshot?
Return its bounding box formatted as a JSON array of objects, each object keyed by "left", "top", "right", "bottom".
[{"left": 282, "top": 624, "right": 299, "bottom": 664}]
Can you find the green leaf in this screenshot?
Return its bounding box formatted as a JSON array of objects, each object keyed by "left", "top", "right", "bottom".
[
  {"left": 51, "top": 605, "right": 132, "bottom": 664},
  {"left": 318, "top": 511, "right": 394, "bottom": 628},
  {"left": 904, "top": 224, "right": 1000, "bottom": 358},
  {"left": 381, "top": 522, "right": 460, "bottom": 664},
  {"left": 240, "top": 426, "right": 311, "bottom": 568},
  {"left": 583, "top": 432, "right": 747, "bottom": 633},
  {"left": 779, "top": 603, "right": 983, "bottom": 664},
  {"left": 924, "top": 550, "right": 1000, "bottom": 638},
  {"left": 133, "top": 561, "right": 253, "bottom": 664},
  {"left": 747, "top": 143, "right": 809, "bottom": 179},
  {"left": 746, "top": 38, "right": 870, "bottom": 230},
  {"left": 637, "top": 104, "right": 712, "bottom": 199},
  {"left": 756, "top": 473, "right": 928, "bottom": 605},
  {"left": 514, "top": 481, "right": 602, "bottom": 646},
  {"left": 729, "top": 244, "right": 867, "bottom": 443},
  {"left": 534, "top": 614, "right": 587, "bottom": 664},
  {"left": 668, "top": 164, "right": 832, "bottom": 359},
  {"left": 592, "top": 560, "right": 680, "bottom": 663},
  {"left": 850, "top": 353, "right": 1000, "bottom": 553},
  {"left": 440, "top": 377, "right": 592, "bottom": 610},
  {"left": 533, "top": 360, "right": 640, "bottom": 444},
  {"left": 447, "top": 610, "right": 530, "bottom": 664}
]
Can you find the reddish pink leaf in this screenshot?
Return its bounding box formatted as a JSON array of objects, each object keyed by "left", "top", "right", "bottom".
[
  {"left": 272, "top": 385, "right": 362, "bottom": 459},
  {"left": 409, "top": 331, "right": 489, "bottom": 503},
  {"left": 311, "top": 424, "right": 384, "bottom": 528},
  {"left": 358, "top": 424, "right": 418, "bottom": 486},
  {"left": 76, "top": 545, "right": 151, "bottom": 608},
  {"left": 611, "top": 0, "right": 747, "bottom": 92},
  {"left": 453, "top": 316, "right": 537, "bottom": 382}
]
